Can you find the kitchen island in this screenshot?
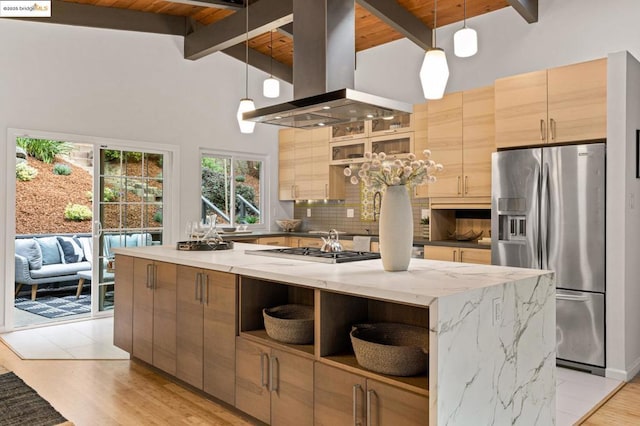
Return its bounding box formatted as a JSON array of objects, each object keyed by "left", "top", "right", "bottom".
[{"left": 113, "top": 243, "right": 555, "bottom": 425}]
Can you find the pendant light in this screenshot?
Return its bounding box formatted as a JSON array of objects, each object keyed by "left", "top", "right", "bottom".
[
  {"left": 419, "top": 0, "right": 449, "bottom": 100},
  {"left": 263, "top": 30, "right": 280, "bottom": 98},
  {"left": 237, "top": 0, "right": 256, "bottom": 134},
  {"left": 454, "top": 0, "right": 478, "bottom": 58}
]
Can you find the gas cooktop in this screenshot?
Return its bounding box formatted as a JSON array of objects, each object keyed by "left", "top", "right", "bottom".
[{"left": 245, "top": 247, "right": 381, "bottom": 264}]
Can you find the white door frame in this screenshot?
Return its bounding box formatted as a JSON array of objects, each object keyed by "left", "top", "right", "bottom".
[{"left": 3, "top": 128, "right": 180, "bottom": 330}]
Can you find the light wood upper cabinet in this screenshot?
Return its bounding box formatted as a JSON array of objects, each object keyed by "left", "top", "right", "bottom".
[
  {"left": 547, "top": 58, "right": 607, "bottom": 143},
  {"left": 495, "top": 58, "right": 606, "bottom": 148},
  {"left": 426, "top": 92, "right": 463, "bottom": 198},
  {"left": 278, "top": 129, "right": 296, "bottom": 200},
  {"left": 425, "top": 87, "right": 494, "bottom": 199},
  {"left": 462, "top": 86, "right": 495, "bottom": 197},
  {"left": 279, "top": 127, "right": 345, "bottom": 200},
  {"left": 413, "top": 102, "right": 429, "bottom": 198}
]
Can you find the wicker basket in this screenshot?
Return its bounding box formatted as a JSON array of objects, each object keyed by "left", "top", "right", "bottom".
[
  {"left": 263, "top": 304, "right": 314, "bottom": 345},
  {"left": 350, "top": 322, "right": 429, "bottom": 377}
]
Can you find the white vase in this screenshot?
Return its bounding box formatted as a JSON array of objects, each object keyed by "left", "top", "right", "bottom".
[{"left": 379, "top": 185, "right": 413, "bottom": 271}]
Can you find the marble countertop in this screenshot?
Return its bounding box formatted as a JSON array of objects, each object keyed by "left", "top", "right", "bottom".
[{"left": 113, "top": 243, "right": 550, "bottom": 307}]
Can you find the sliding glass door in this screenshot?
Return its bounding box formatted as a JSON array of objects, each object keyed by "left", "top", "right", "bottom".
[{"left": 95, "top": 147, "right": 165, "bottom": 312}]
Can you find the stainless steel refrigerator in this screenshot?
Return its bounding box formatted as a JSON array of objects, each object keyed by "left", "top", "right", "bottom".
[{"left": 491, "top": 143, "right": 606, "bottom": 375}]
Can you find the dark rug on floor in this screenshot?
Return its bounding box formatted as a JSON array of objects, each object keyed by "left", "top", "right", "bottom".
[
  {"left": 0, "top": 371, "right": 68, "bottom": 426},
  {"left": 14, "top": 295, "right": 91, "bottom": 319}
]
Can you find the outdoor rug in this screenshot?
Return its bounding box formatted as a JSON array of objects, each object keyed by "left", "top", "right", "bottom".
[
  {"left": 14, "top": 295, "right": 91, "bottom": 319},
  {"left": 0, "top": 366, "right": 70, "bottom": 426}
]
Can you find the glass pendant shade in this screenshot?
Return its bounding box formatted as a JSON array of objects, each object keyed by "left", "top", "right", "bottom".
[
  {"left": 263, "top": 77, "right": 280, "bottom": 98},
  {"left": 419, "top": 48, "right": 449, "bottom": 100},
  {"left": 237, "top": 98, "right": 256, "bottom": 133},
  {"left": 454, "top": 27, "right": 478, "bottom": 58}
]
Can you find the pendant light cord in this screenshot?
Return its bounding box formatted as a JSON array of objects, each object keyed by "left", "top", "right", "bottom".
[
  {"left": 463, "top": 0, "right": 467, "bottom": 28},
  {"left": 433, "top": 0, "right": 437, "bottom": 48},
  {"left": 245, "top": 0, "right": 249, "bottom": 98},
  {"left": 269, "top": 30, "right": 274, "bottom": 77}
]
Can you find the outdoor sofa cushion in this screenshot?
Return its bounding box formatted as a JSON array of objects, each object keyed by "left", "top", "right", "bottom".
[
  {"left": 36, "top": 236, "right": 62, "bottom": 265},
  {"left": 56, "top": 236, "right": 84, "bottom": 263},
  {"left": 28, "top": 261, "right": 92, "bottom": 279},
  {"left": 15, "top": 239, "right": 43, "bottom": 270}
]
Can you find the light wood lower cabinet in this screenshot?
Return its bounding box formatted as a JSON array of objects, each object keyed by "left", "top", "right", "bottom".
[
  {"left": 113, "top": 255, "right": 134, "bottom": 352},
  {"left": 315, "top": 363, "right": 428, "bottom": 426},
  {"left": 235, "top": 337, "right": 314, "bottom": 426},
  {"left": 176, "top": 265, "right": 237, "bottom": 405},
  {"left": 424, "top": 245, "right": 491, "bottom": 265},
  {"left": 132, "top": 257, "right": 176, "bottom": 375},
  {"left": 257, "top": 237, "right": 288, "bottom": 246}
]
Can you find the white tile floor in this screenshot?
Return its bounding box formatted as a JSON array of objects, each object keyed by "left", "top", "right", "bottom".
[
  {"left": 0, "top": 316, "right": 129, "bottom": 360},
  {"left": 0, "top": 318, "right": 624, "bottom": 424}
]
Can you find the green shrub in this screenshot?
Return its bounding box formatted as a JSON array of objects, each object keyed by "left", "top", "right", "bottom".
[
  {"left": 17, "top": 137, "right": 72, "bottom": 164},
  {"left": 53, "top": 163, "right": 72, "bottom": 175},
  {"left": 103, "top": 150, "right": 143, "bottom": 162},
  {"left": 64, "top": 204, "right": 92, "bottom": 221},
  {"left": 153, "top": 210, "right": 163, "bottom": 224},
  {"left": 103, "top": 187, "right": 117, "bottom": 202},
  {"left": 241, "top": 215, "right": 258, "bottom": 224},
  {"left": 235, "top": 175, "right": 246, "bottom": 182},
  {"left": 16, "top": 162, "right": 38, "bottom": 181},
  {"left": 86, "top": 191, "right": 93, "bottom": 202}
]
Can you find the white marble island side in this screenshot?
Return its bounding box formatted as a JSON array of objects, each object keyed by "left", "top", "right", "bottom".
[{"left": 113, "top": 243, "right": 555, "bottom": 426}]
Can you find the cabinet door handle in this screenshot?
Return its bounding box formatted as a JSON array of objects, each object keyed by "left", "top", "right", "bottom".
[
  {"left": 194, "top": 272, "right": 200, "bottom": 302},
  {"left": 259, "top": 353, "right": 268, "bottom": 388},
  {"left": 550, "top": 118, "right": 556, "bottom": 141},
  {"left": 153, "top": 264, "right": 157, "bottom": 289},
  {"left": 146, "top": 264, "right": 152, "bottom": 288},
  {"left": 353, "top": 384, "right": 362, "bottom": 426},
  {"left": 457, "top": 176, "right": 462, "bottom": 195},
  {"left": 204, "top": 273, "right": 209, "bottom": 305},
  {"left": 325, "top": 183, "right": 328, "bottom": 199},
  {"left": 290, "top": 185, "right": 294, "bottom": 199},
  {"left": 464, "top": 176, "right": 469, "bottom": 194},
  {"left": 366, "top": 390, "right": 375, "bottom": 426},
  {"left": 540, "top": 119, "right": 546, "bottom": 141},
  {"left": 269, "top": 355, "right": 278, "bottom": 392},
  {"left": 460, "top": 250, "right": 464, "bottom": 263},
  {"left": 453, "top": 251, "right": 457, "bottom": 262}
]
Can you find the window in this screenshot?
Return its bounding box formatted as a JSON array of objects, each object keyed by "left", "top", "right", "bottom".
[{"left": 201, "top": 153, "right": 264, "bottom": 227}]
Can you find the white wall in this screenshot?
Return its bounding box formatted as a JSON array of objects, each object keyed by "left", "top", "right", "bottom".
[
  {"left": 354, "top": 0, "right": 640, "bottom": 380},
  {"left": 0, "top": 18, "right": 294, "bottom": 329}
]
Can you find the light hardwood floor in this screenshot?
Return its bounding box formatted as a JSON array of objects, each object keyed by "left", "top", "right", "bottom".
[
  {"left": 581, "top": 373, "right": 640, "bottom": 425},
  {"left": 2, "top": 336, "right": 639, "bottom": 425},
  {"left": 0, "top": 341, "right": 254, "bottom": 425}
]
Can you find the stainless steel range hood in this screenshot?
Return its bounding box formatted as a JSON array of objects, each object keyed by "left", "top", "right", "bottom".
[{"left": 243, "top": 0, "right": 412, "bottom": 129}]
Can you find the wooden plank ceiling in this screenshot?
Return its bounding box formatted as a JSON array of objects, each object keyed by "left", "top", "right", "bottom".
[{"left": 57, "top": 0, "right": 511, "bottom": 67}]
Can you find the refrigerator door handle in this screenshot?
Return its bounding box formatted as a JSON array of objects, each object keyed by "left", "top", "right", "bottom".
[
  {"left": 540, "top": 163, "right": 550, "bottom": 270},
  {"left": 556, "top": 293, "right": 590, "bottom": 302}
]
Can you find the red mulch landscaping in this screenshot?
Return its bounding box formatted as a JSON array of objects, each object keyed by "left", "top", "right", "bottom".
[{"left": 15, "top": 156, "right": 163, "bottom": 235}]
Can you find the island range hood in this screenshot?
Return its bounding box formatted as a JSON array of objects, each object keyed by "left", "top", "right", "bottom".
[{"left": 243, "top": 0, "right": 412, "bottom": 129}]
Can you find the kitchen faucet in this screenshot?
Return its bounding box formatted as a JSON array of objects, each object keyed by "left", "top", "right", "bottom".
[{"left": 373, "top": 191, "right": 382, "bottom": 222}]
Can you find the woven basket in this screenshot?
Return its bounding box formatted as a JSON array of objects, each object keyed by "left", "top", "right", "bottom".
[
  {"left": 263, "top": 304, "right": 314, "bottom": 345},
  {"left": 350, "top": 322, "right": 429, "bottom": 377}
]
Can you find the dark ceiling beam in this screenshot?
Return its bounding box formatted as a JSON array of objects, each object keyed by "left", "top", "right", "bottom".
[
  {"left": 507, "top": 0, "right": 538, "bottom": 23},
  {"left": 277, "top": 22, "right": 294, "bottom": 38},
  {"left": 184, "top": 0, "right": 293, "bottom": 60},
  {"left": 222, "top": 44, "right": 293, "bottom": 83},
  {"left": 9, "top": 0, "right": 186, "bottom": 36},
  {"left": 356, "top": 0, "right": 431, "bottom": 51},
  {"left": 167, "top": 0, "right": 242, "bottom": 9}
]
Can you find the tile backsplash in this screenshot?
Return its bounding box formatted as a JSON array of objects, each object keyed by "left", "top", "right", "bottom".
[{"left": 292, "top": 177, "right": 430, "bottom": 237}]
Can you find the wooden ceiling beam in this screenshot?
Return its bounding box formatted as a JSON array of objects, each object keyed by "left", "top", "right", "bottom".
[
  {"left": 8, "top": 0, "right": 186, "bottom": 36},
  {"left": 222, "top": 44, "right": 292, "bottom": 83},
  {"left": 165, "top": 0, "right": 243, "bottom": 9},
  {"left": 277, "top": 22, "right": 294, "bottom": 38},
  {"left": 184, "top": 0, "right": 293, "bottom": 60},
  {"left": 356, "top": 0, "right": 432, "bottom": 51},
  {"left": 507, "top": 0, "right": 538, "bottom": 23}
]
